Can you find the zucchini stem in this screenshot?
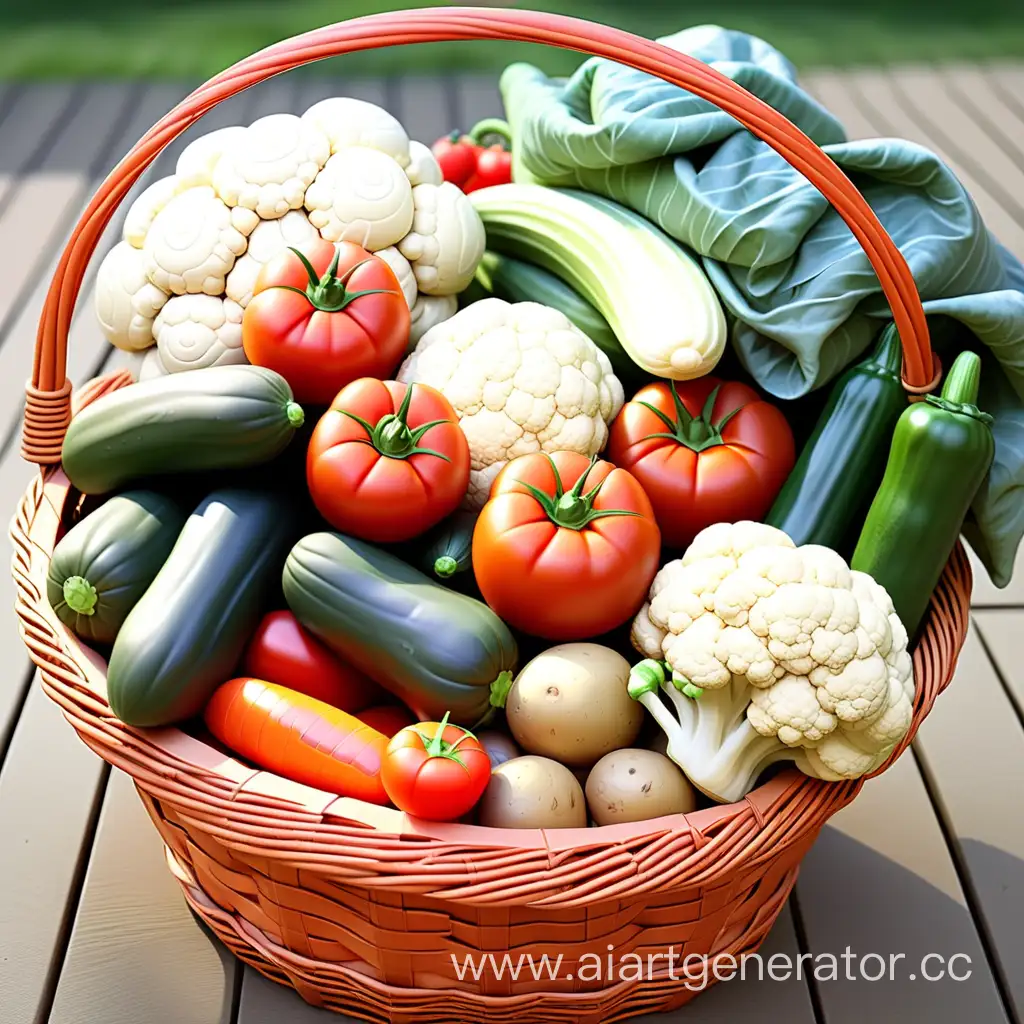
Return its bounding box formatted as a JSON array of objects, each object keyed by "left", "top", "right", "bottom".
[{"left": 63, "top": 576, "right": 98, "bottom": 615}]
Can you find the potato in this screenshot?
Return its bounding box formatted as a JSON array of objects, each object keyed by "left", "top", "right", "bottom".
[
  {"left": 477, "top": 730, "right": 520, "bottom": 769},
  {"left": 585, "top": 749, "right": 697, "bottom": 826},
  {"left": 505, "top": 643, "right": 644, "bottom": 768},
  {"left": 478, "top": 755, "right": 587, "bottom": 829}
]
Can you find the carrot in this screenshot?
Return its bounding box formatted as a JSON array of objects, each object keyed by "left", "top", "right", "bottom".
[{"left": 204, "top": 677, "right": 390, "bottom": 805}]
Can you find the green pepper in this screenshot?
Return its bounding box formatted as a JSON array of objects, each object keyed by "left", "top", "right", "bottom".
[
  {"left": 766, "top": 323, "right": 907, "bottom": 554},
  {"left": 851, "top": 350, "right": 994, "bottom": 638}
]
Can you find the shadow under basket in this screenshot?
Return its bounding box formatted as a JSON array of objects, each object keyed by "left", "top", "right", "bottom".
[{"left": 11, "top": 9, "right": 973, "bottom": 1023}]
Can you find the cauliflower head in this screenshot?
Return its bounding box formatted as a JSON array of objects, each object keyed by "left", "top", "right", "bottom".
[
  {"left": 123, "top": 176, "right": 183, "bottom": 249},
  {"left": 153, "top": 295, "right": 247, "bottom": 372},
  {"left": 397, "top": 298, "right": 624, "bottom": 508},
  {"left": 225, "top": 210, "right": 319, "bottom": 308},
  {"left": 409, "top": 293, "right": 457, "bottom": 348},
  {"left": 629, "top": 520, "right": 914, "bottom": 803},
  {"left": 94, "top": 241, "right": 169, "bottom": 351},
  {"left": 301, "top": 97, "right": 410, "bottom": 166}
]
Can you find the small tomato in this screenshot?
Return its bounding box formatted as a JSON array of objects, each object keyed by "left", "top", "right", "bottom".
[
  {"left": 472, "top": 451, "right": 661, "bottom": 640},
  {"left": 431, "top": 131, "right": 478, "bottom": 187},
  {"left": 307, "top": 378, "right": 470, "bottom": 542},
  {"left": 606, "top": 378, "right": 795, "bottom": 549},
  {"left": 242, "top": 239, "right": 409, "bottom": 406},
  {"left": 381, "top": 712, "right": 492, "bottom": 820}
]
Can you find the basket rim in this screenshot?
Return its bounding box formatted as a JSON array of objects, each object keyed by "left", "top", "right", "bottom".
[{"left": 10, "top": 420, "right": 972, "bottom": 905}]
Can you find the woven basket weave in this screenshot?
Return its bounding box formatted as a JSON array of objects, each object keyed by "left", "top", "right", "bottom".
[{"left": 11, "top": 9, "right": 972, "bottom": 1023}]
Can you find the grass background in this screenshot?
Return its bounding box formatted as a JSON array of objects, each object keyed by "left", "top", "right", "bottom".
[{"left": 0, "top": 0, "right": 1022, "bottom": 79}]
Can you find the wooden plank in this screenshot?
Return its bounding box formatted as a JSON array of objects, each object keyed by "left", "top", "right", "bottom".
[
  {"left": 944, "top": 66, "right": 1024, "bottom": 166},
  {"left": 795, "top": 752, "right": 1010, "bottom": 1023},
  {"left": 244, "top": 76, "right": 302, "bottom": 121},
  {"left": 453, "top": 73, "right": 504, "bottom": 131},
  {"left": 800, "top": 71, "right": 883, "bottom": 141},
  {"left": 966, "top": 544, "right": 1024, "bottom": 607},
  {"left": 846, "top": 69, "right": 1024, "bottom": 261},
  {"left": 0, "top": 679, "right": 108, "bottom": 1024},
  {"left": 47, "top": 769, "right": 238, "bottom": 1024},
  {"left": 987, "top": 65, "right": 1024, "bottom": 115},
  {"left": 236, "top": 905, "right": 818, "bottom": 1023},
  {"left": 912, "top": 619, "right": 1024, "bottom": 1020},
  {"left": 393, "top": 74, "right": 457, "bottom": 144},
  {"left": 888, "top": 67, "right": 1024, "bottom": 225},
  {"left": 974, "top": 609, "right": 1024, "bottom": 711},
  {"left": 0, "top": 85, "right": 76, "bottom": 209},
  {"left": 296, "top": 77, "right": 348, "bottom": 113}
]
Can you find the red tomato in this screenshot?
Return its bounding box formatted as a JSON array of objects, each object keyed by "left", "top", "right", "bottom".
[
  {"left": 431, "top": 132, "right": 478, "bottom": 187},
  {"left": 606, "top": 378, "right": 795, "bottom": 549},
  {"left": 242, "top": 611, "right": 382, "bottom": 712},
  {"left": 463, "top": 146, "right": 513, "bottom": 193},
  {"left": 381, "top": 712, "right": 491, "bottom": 820},
  {"left": 307, "top": 378, "right": 470, "bottom": 542},
  {"left": 204, "top": 678, "right": 390, "bottom": 805},
  {"left": 357, "top": 704, "right": 416, "bottom": 738},
  {"left": 472, "top": 451, "right": 661, "bottom": 640},
  {"left": 242, "top": 239, "right": 409, "bottom": 406}
]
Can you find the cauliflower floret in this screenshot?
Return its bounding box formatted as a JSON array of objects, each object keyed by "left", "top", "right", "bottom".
[
  {"left": 153, "top": 295, "right": 246, "bottom": 372},
  {"left": 94, "top": 241, "right": 169, "bottom": 351},
  {"left": 409, "top": 293, "right": 457, "bottom": 348},
  {"left": 397, "top": 182, "right": 485, "bottom": 295},
  {"left": 137, "top": 346, "right": 170, "bottom": 381},
  {"left": 225, "top": 210, "right": 319, "bottom": 307},
  {"left": 176, "top": 126, "right": 245, "bottom": 188},
  {"left": 144, "top": 186, "right": 253, "bottom": 296},
  {"left": 301, "top": 97, "right": 410, "bottom": 167},
  {"left": 304, "top": 147, "right": 414, "bottom": 251},
  {"left": 374, "top": 246, "right": 417, "bottom": 309},
  {"left": 405, "top": 140, "right": 444, "bottom": 186},
  {"left": 398, "top": 298, "right": 624, "bottom": 509},
  {"left": 628, "top": 520, "right": 915, "bottom": 803},
  {"left": 213, "top": 114, "right": 330, "bottom": 220},
  {"left": 123, "top": 176, "right": 182, "bottom": 249}
]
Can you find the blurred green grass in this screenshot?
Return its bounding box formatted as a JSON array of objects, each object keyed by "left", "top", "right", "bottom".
[{"left": 0, "top": 0, "right": 1022, "bottom": 79}]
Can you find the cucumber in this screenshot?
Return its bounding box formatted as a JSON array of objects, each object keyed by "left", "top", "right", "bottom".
[
  {"left": 283, "top": 532, "right": 518, "bottom": 727},
  {"left": 46, "top": 490, "right": 186, "bottom": 644},
  {"left": 61, "top": 365, "right": 305, "bottom": 495},
  {"left": 413, "top": 509, "right": 477, "bottom": 582},
  {"left": 106, "top": 489, "right": 295, "bottom": 727}
]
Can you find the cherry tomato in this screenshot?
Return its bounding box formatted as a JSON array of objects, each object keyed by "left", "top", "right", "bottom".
[
  {"left": 381, "top": 712, "right": 492, "bottom": 820},
  {"left": 307, "top": 378, "right": 470, "bottom": 543},
  {"left": 357, "top": 704, "right": 417, "bottom": 738},
  {"left": 606, "top": 378, "right": 795, "bottom": 549},
  {"left": 431, "top": 132, "right": 478, "bottom": 187},
  {"left": 242, "top": 611, "right": 382, "bottom": 712},
  {"left": 463, "top": 146, "right": 513, "bottom": 193},
  {"left": 242, "top": 239, "right": 409, "bottom": 406},
  {"left": 472, "top": 451, "right": 661, "bottom": 640}
]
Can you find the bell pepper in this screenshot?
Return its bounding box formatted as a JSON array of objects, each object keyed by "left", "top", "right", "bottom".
[
  {"left": 766, "top": 323, "right": 907, "bottom": 554},
  {"left": 432, "top": 118, "right": 513, "bottom": 194},
  {"left": 851, "top": 350, "right": 995, "bottom": 637}
]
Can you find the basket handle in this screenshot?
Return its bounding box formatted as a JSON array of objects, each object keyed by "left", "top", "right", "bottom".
[{"left": 24, "top": 6, "right": 935, "bottom": 463}]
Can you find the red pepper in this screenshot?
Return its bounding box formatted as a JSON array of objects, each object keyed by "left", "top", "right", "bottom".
[{"left": 432, "top": 118, "right": 513, "bottom": 193}]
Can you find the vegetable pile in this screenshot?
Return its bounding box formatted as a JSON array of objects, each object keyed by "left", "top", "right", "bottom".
[{"left": 50, "top": 69, "right": 1010, "bottom": 830}]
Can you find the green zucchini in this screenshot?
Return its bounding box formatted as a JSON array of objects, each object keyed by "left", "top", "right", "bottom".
[
  {"left": 766, "top": 323, "right": 907, "bottom": 554},
  {"left": 46, "top": 490, "right": 186, "bottom": 644},
  {"left": 414, "top": 509, "right": 477, "bottom": 582},
  {"left": 106, "top": 489, "right": 295, "bottom": 727},
  {"left": 851, "top": 351, "right": 995, "bottom": 638},
  {"left": 62, "top": 365, "right": 305, "bottom": 495},
  {"left": 283, "top": 532, "right": 518, "bottom": 727}
]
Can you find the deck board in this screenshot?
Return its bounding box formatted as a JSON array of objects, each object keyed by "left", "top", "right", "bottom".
[
  {"left": 0, "top": 84, "right": 77, "bottom": 209},
  {"left": 453, "top": 74, "right": 504, "bottom": 133}
]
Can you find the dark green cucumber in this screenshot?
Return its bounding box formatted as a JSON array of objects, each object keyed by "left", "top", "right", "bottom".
[
  {"left": 283, "top": 532, "right": 518, "bottom": 726},
  {"left": 106, "top": 489, "right": 295, "bottom": 727},
  {"left": 62, "top": 365, "right": 305, "bottom": 495},
  {"left": 852, "top": 351, "right": 995, "bottom": 638},
  {"left": 766, "top": 323, "right": 907, "bottom": 553},
  {"left": 414, "top": 509, "right": 477, "bottom": 582},
  {"left": 46, "top": 490, "right": 186, "bottom": 644},
  {"left": 472, "top": 250, "right": 644, "bottom": 384}
]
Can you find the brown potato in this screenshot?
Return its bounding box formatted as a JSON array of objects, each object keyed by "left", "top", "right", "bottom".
[
  {"left": 478, "top": 756, "right": 587, "bottom": 829},
  {"left": 585, "top": 749, "right": 697, "bottom": 826},
  {"left": 505, "top": 643, "right": 645, "bottom": 768}
]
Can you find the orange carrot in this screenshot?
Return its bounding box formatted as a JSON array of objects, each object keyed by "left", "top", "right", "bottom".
[{"left": 204, "top": 677, "right": 390, "bottom": 805}]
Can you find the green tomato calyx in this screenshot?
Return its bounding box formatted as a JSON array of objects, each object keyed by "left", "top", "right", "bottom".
[
  {"left": 340, "top": 384, "right": 452, "bottom": 462},
  {"left": 639, "top": 382, "right": 743, "bottom": 453},
  {"left": 63, "top": 576, "right": 98, "bottom": 616},
  {"left": 414, "top": 711, "right": 477, "bottom": 768},
  {"left": 273, "top": 246, "right": 398, "bottom": 313}
]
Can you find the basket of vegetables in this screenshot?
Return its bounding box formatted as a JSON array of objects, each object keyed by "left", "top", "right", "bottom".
[{"left": 12, "top": 7, "right": 997, "bottom": 1024}]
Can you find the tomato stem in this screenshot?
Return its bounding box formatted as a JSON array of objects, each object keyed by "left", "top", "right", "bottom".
[
  {"left": 340, "top": 384, "right": 452, "bottom": 462},
  {"left": 414, "top": 710, "right": 476, "bottom": 768},
  {"left": 274, "top": 246, "right": 399, "bottom": 313},
  {"left": 638, "top": 383, "right": 743, "bottom": 453},
  {"left": 518, "top": 454, "right": 641, "bottom": 531}
]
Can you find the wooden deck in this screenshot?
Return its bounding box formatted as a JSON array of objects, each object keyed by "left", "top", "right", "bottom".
[{"left": 0, "top": 65, "right": 1023, "bottom": 1024}]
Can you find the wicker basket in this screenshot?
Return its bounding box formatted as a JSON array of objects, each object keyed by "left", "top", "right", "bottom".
[{"left": 11, "top": 9, "right": 972, "bottom": 1023}]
